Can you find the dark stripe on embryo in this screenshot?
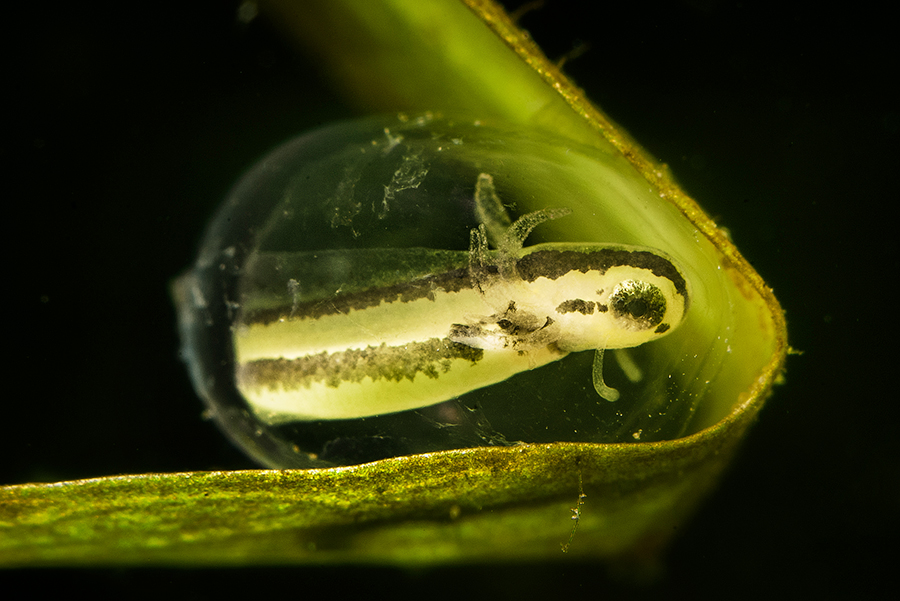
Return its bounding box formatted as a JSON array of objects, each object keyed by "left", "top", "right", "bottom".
[
  {"left": 556, "top": 299, "right": 596, "bottom": 315},
  {"left": 516, "top": 248, "right": 688, "bottom": 299},
  {"left": 238, "top": 337, "right": 484, "bottom": 390},
  {"left": 248, "top": 266, "right": 477, "bottom": 325}
]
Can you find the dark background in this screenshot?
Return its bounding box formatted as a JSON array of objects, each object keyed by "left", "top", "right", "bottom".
[{"left": 5, "top": 0, "right": 896, "bottom": 597}]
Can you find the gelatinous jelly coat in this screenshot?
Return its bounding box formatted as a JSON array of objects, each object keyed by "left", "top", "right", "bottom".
[{"left": 173, "top": 115, "right": 701, "bottom": 467}]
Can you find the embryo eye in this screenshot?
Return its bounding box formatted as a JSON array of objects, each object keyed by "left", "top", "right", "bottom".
[{"left": 610, "top": 280, "right": 666, "bottom": 329}]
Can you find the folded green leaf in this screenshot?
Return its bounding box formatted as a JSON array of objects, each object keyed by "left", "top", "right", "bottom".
[{"left": 1, "top": 0, "right": 786, "bottom": 567}]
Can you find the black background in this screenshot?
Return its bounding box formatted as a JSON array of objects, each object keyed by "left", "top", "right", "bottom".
[{"left": 5, "top": 0, "right": 896, "bottom": 597}]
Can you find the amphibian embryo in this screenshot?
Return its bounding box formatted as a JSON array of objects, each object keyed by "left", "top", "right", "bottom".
[{"left": 233, "top": 173, "right": 689, "bottom": 424}]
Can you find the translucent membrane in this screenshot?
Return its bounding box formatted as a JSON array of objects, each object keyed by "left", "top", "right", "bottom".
[{"left": 173, "top": 114, "right": 730, "bottom": 468}]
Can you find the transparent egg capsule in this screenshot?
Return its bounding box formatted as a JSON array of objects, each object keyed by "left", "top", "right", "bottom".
[{"left": 173, "top": 113, "right": 715, "bottom": 469}]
